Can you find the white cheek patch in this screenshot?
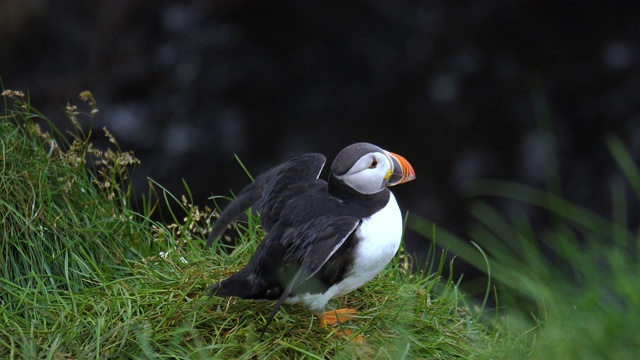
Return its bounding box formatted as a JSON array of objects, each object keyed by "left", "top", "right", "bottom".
[
  {"left": 349, "top": 156, "right": 376, "bottom": 174},
  {"left": 335, "top": 154, "right": 391, "bottom": 194}
]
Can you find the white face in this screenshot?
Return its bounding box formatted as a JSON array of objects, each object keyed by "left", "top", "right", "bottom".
[{"left": 333, "top": 152, "right": 392, "bottom": 194}]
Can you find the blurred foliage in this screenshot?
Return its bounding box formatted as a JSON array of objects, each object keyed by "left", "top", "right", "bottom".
[{"left": 410, "top": 132, "right": 640, "bottom": 359}]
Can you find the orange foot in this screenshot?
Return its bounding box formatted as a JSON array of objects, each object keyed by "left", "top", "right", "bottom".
[
  {"left": 318, "top": 308, "right": 359, "bottom": 326},
  {"left": 316, "top": 308, "right": 365, "bottom": 343}
]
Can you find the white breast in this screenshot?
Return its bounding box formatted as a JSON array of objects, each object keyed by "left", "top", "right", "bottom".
[
  {"left": 344, "top": 192, "right": 403, "bottom": 293},
  {"left": 286, "top": 192, "right": 403, "bottom": 312}
]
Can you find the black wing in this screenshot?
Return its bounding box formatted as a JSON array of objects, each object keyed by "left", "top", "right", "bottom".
[
  {"left": 260, "top": 216, "right": 360, "bottom": 335},
  {"left": 259, "top": 153, "right": 326, "bottom": 230},
  {"left": 209, "top": 215, "right": 359, "bottom": 302},
  {"left": 206, "top": 153, "right": 326, "bottom": 248},
  {"left": 281, "top": 216, "right": 360, "bottom": 281}
]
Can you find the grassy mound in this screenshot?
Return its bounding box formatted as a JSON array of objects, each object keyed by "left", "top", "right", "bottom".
[{"left": 0, "top": 89, "right": 514, "bottom": 358}]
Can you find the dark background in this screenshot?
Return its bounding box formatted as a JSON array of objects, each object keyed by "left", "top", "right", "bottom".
[{"left": 2, "top": 1, "right": 639, "bottom": 290}]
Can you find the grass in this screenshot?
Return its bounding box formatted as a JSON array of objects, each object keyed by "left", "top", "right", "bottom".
[
  {"left": 6, "top": 85, "right": 637, "bottom": 359},
  {"left": 410, "top": 137, "right": 640, "bottom": 357},
  {"left": 0, "top": 89, "right": 514, "bottom": 358},
  {"left": 411, "top": 86, "right": 640, "bottom": 359}
]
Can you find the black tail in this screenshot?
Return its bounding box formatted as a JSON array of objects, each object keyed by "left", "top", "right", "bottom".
[
  {"left": 208, "top": 276, "right": 249, "bottom": 298},
  {"left": 209, "top": 272, "right": 287, "bottom": 340},
  {"left": 208, "top": 268, "right": 271, "bottom": 299},
  {"left": 208, "top": 280, "right": 249, "bottom": 298}
]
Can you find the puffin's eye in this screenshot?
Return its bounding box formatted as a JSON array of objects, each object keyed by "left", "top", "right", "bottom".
[{"left": 369, "top": 159, "right": 378, "bottom": 168}]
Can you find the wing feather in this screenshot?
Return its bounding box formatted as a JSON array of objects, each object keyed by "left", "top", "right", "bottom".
[
  {"left": 260, "top": 215, "right": 359, "bottom": 336},
  {"left": 259, "top": 154, "right": 325, "bottom": 230},
  {"left": 206, "top": 153, "right": 325, "bottom": 248}
]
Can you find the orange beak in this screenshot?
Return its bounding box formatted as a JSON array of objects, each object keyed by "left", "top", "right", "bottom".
[{"left": 384, "top": 151, "right": 416, "bottom": 186}]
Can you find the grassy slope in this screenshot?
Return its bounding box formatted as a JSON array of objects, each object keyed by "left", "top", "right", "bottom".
[{"left": 0, "top": 91, "right": 514, "bottom": 359}]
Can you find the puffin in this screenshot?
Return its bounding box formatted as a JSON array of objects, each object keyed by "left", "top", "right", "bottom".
[{"left": 206, "top": 142, "right": 415, "bottom": 336}]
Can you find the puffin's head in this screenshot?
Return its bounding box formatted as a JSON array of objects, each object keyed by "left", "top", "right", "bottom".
[{"left": 330, "top": 142, "right": 416, "bottom": 194}]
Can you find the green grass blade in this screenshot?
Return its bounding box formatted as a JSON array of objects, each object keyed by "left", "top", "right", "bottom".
[{"left": 606, "top": 134, "right": 640, "bottom": 200}]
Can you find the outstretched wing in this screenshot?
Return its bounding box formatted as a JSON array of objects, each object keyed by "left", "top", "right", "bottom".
[
  {"left": 205, "top": 163, "right": 282, "bottom": 248},
  {"left": 206, "top": 153, "right": 326, "bottom": 248},
  {"left": 260, "top": 216, "right": 360, "bottom": 335},
  {"left": 259, "top": 153, "right": 326, "bottom": 230}
]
